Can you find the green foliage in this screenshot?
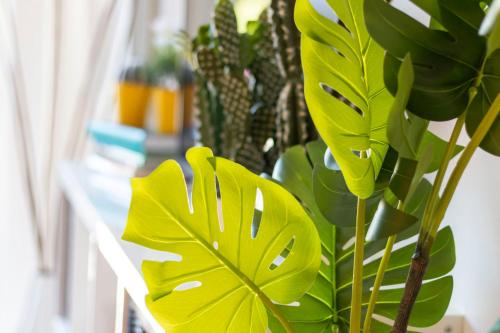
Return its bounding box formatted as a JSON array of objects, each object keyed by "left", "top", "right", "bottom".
[
  {"left": 270, "top": 142, "right": 455, "bottom": 332},
  {"left": 295, "top": 0, "right": 394, "bottom": 199},
  {"left": 365, "top": 0, "right": 500, "bottom": 156},
  {"left": 118, "top": 61, "right": 150, "bottom": 85},
  {"left": 193, "top": 0, "right": 316, "bottom": 174},
  {"left": 123, "top": 147, "right": 321, "bottom": 333},
  {"left": 270, "top": 0, "right": 316, "bottom": 152}
]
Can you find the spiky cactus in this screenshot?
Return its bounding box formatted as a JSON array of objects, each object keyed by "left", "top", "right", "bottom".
[
  {"left": 193, "top": 0, "right": 315, "bottom": 173},
  {"left": 269, "top": 0, "right": 316, "bottom": 153}
]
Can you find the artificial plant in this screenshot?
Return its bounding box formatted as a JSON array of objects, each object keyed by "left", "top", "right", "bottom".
[
  {"left": 121, "top": 0, "right": 500, "bottom": 332},
  {"left": 123, "top": 147, "right": 321, "bottom": 332},
  {"left": 193, "top": 0, "right": 315, "bottom": 174},
  {"left": 364, "top": 1, "right": 500, "bottom": 331},
  {"left": 269, "top": 139, "right": 455, "bottom": 333}
]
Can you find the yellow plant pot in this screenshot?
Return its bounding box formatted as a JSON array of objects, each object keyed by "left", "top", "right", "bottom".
[
  {"left": 116, "top": 82, "right": 150, "bottom": 128},
  {"left": 182, "top": 84, "right": 194, "bottom": 129},
  {"left": 153, "top": 88, "right": 181, "bottom": 135}
]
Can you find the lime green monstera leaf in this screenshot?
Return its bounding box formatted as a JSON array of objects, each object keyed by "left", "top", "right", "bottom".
[
  {"left": 295, "top": 0, "right": 394, "bottom": 199},
  {"left": 270, "top": 142, "right": 455, "bottom": 332},
  {"left": 365, "top": 0, "right": 500, "bottom": 156},
  {"left": 123, "top": 147, "right": 321, "bottom": 333}
]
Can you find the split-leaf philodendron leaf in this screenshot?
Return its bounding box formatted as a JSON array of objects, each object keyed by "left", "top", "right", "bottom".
[
  {"left": 295, "top": 0, "right": 394, "bottom": 199},
  {"left": 123, "top": 147, "right": 321, "bottom": 333},
  {"left": 270, "top": 142, "right": 455, "bottom": 332},
  {"left": 365, "top": 0, "right": 500, "bottom": 156}
]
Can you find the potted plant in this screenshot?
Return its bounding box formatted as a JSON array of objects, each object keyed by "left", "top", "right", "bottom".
[
  {"left": 148, "top": 43, "right": 184, "bottom": 135},
  {"left": 116, "top": 60, "right": 151, "bottom": 128},
  {"left": 120, "top": 0, "right": 500, "bottom": 332}
]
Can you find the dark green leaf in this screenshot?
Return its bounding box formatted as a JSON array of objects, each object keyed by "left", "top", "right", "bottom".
[
  {"left": 365, "top": 0, "right": 500, "bottom": 156},
  {"left": 366, "top": 199, "right": 417, "bottom": 241},
  {"left": 270, "top": 143, "right": 454, "bottom": 332},
  {"left": 387, "top": 55, "right": 429, "bottom": 160}
]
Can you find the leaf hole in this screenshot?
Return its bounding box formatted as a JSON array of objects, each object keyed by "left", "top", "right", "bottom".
[
  {"left": 352, "top": 148, "right": 371, "bottom": 159},
  {"left": 251, "top": 188, "right": 264, "bottom": 239},
  {"left": 269, "top": 237, "right": 295, "bottom": 271},
  {"left": 330, "top": 46, "right": 345, "bottom": 58},
  {"left": 215, "top": 176, "right": 224, "bottom": 232},
  {"left": 321, "top": 254, "right": 331, "bottom": 266},
  {"left": 320, "top": 83, "right": 363, "bottom": 116},
  {"left": 342, "top": 236, "right": 355, "bottom": 251},
  {"left": 337, "top": 19, "right": 351, "bottom": 35},
  {"left": 262, "top": 137, "right": 275, "bottom": 153},
  {"left": 213, "top": 241, "right": 219, "bottom": 250},
  {"left": 173, "top": 281, "right": 202, "bottom": 292},
  {"left": 285, "top": 301, "right": 301, "bottom": 307}
]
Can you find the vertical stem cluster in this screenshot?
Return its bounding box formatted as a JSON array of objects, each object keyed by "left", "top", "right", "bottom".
[
  {"left": 392, "top": 93, "right": 500, "bottom": 332},
  {"left": 350, "top": 197, "right": 366, "bottom": 333}
]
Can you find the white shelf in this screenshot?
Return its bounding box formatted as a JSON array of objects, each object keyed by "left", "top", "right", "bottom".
[{"left": 60, "top": 162, "right": 175, "bottom": 333}]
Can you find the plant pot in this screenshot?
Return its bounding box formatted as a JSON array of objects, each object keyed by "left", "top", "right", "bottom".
[
  {"left": 116, "top": 82, "right": 150, "bottom": 128},
  {"left": 182, "top": 84, "right": 194, "bottom": 129},
  {"left": 152, "top": 87, "right": 181, "bottom": 135}
]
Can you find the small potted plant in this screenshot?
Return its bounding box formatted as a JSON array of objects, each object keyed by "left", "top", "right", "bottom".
[
  {"left": 116, "top": 60, "right": 151, "bottom": 128},
  {"left": 148, "top": 44, "right": 183, "bottom": 135}
]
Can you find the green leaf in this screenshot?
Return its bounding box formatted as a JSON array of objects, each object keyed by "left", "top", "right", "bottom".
[
  {"left": 313, "top": 164, "right": 383, "bottom": 228},
  {"left": 123, "top": 147, "right": 321, "bottom": 333},
  {"left": 364, "top": 0, "right": 500, "bottom": 156},
  {"left": 367, "top": 180, "right": 432, "bottom": 241},
  {"left": 417, "top": 131, "right": 464, "bottom": 173},
  {"left": 387, "top": 55, "right": 428, "bottom": 160},
  {"left": 270, "top": 143, "right": 455, "bottom": 332},
  {"left": 295, "top": 0, "right": 394, "bottom": 198}
]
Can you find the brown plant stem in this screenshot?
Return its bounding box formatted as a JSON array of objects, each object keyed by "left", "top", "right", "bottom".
[{"left": 391, "top": 237, "right": 433, "bottom": 333}]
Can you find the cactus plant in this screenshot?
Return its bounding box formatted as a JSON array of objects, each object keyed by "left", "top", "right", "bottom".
[{"left": 192, "top": 0, "right": 315, "bottom": 173}]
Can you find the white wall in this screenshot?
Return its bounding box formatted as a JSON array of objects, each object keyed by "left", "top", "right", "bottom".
[{"left": 433, "top": 124, "right": 500, "bottom": 333}]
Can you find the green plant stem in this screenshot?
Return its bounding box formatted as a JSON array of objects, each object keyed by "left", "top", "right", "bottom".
[
  {"left": 363, "top": 234, "right": 396, "bottom": 332},
  {"left": 363, "top": 201, "right": 405, "bottom": 332},
  {"left": 428, "top": 93, "right": 500, "bottom": 236},
  {"left": 350, "top": 196, "right": 366, "bottom": 333},
  {"left": 259, "top": 291, "right": 294, "bottom": 333},
  {"left": 419, "top": 112, "right": 466, "bottom": 239}
]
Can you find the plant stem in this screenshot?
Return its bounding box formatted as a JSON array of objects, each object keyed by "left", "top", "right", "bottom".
[
  {"left": 429, "top": 93, "right": 500, "bottom": 236},
  {"left": 419, "top": 112, "right": 466, "bottom": 239},
  {"left": 364, "top": 200, "right": 405, "bottom": 332},
  {"left": 363, "top": 234, "right": 396, "bottom": 332},
  {"left": 392, "top": 93, "right": 500, "bottom": 333},
  {"left": 391, "top": 237, "right": 433, "bottom": 333},
  {"left": 349, "top": 196, "right": 366, "bottom": 333},
  {"left": 259, "top": 292, "right": 294, "bottom": 333}
]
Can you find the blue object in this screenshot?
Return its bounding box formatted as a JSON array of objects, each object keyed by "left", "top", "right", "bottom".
[{"left": 88, "top": 122, "right": 147, "bottom": 154}]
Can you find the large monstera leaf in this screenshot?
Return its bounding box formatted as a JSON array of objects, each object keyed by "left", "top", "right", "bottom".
[
  {"left": 270, "top": 142, "right": 455, "bottom": 332},
  {"left": 123, "top": 147, "right": 321, "bottom": 333},
  {"left": 365, "top": 0, "right": 500, "bottom": 156},
  {"left": 295, "top": 0, "right": 394, "bottom": 199}
]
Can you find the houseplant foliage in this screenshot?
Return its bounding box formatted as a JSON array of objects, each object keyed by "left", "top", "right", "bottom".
[
  {"left": 193, "top": 0, "right": 316, "bottom": 174},
  {"left": 364, "top": 1, "right": 500, "bottom": 331},
  {"left": 269, "top": 141, "right": 455, "bottom": 333},
  {"left": 123, "top": 147, "right": 321, "bottom": 332},
  {"left": 122, "top": 0, "right": 500, "bottom": 332}
]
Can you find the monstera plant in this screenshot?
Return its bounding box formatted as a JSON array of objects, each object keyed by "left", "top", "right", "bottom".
[{"left": 121, "top": 0, "right": 500, "bottom": 332}]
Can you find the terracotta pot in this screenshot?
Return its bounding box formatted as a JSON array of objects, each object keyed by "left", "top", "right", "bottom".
[{"left": 116, "top": 82, "right": 150, "bottom": 128}]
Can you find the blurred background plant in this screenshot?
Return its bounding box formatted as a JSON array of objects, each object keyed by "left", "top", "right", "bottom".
[{"left": 192, "top": 0, "right": 316, "bottom": 174}]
